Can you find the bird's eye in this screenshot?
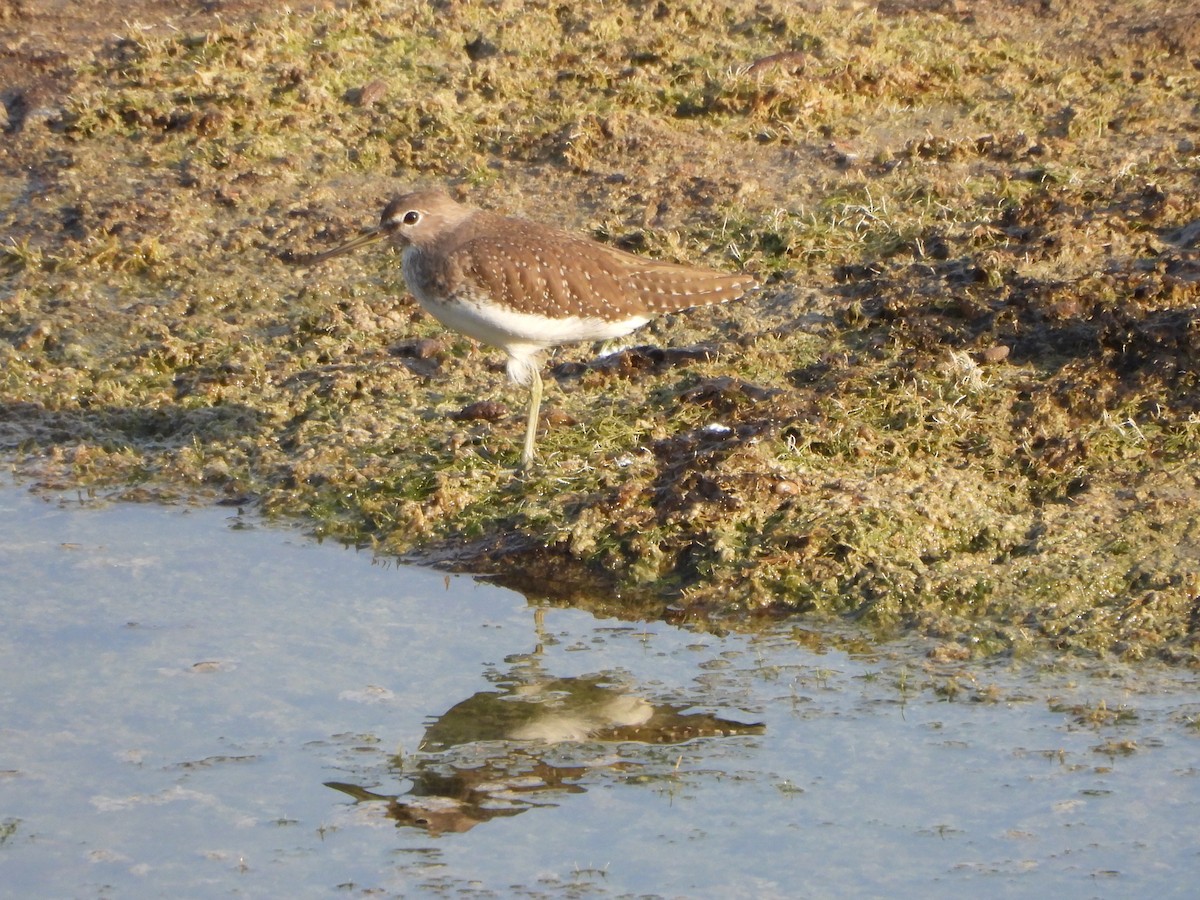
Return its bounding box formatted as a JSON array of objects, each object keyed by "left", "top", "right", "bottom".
[{"left": 403, "top": 210, "right": 420, "bottom": 225}]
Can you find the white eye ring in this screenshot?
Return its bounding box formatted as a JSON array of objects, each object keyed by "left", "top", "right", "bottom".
[{"left": 402, "top": 210, "right": 421, "bottom": 225}]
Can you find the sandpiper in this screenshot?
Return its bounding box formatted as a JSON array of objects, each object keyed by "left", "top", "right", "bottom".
[{"left": 305, "top": 188, "right": 756, "bottom": 468}]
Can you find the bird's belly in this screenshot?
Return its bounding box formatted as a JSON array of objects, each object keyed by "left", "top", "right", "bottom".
[{"left": 412, "top": 290, "right": 649, "bottom": 352}]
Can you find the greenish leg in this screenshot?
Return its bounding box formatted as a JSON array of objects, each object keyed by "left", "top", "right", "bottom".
[{"left": 521, "top": 367, "right": 542, "bottom": 470}]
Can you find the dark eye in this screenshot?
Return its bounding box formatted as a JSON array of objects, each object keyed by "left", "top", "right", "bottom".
[{"left": 403, "top": 210, "right": 420, "bottom": 225}]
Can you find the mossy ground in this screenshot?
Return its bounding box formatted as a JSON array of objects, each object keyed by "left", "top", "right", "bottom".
[{"left": 2, "top": 0, "right": 1198, "bottom": 661}]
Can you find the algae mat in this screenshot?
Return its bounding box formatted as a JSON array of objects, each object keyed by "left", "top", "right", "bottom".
[{"left": 1, "top": 0, "right": 1198, "bottom": 659}]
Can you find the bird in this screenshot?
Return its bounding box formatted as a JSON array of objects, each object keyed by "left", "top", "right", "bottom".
[{"left": 303, "top": 188, "right": 757, "bottom": 469}]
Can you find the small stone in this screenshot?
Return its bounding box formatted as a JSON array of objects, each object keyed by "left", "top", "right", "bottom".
[
  {"left": 391, "top": 338, "right": 444, "bottom": 359},
  {"left": 358, "top": 79, "right": 388, "bottom": 107},
  {"left": 451, "top": 400, "right": 508, "bottom": 422}
]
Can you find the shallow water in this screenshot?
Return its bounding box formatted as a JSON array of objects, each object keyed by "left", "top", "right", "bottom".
[{"left": 1, "top": 480, "right": 1198, "bottom": 898}]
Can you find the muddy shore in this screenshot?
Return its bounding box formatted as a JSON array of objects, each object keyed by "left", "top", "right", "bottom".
[{"left": 2, "top": 0, "right": 1198, "bottom": 661}]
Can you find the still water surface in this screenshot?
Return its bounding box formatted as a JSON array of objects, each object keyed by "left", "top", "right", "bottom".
[{"left": 1, "top": 481, "right": 1198, "bottom": 898}]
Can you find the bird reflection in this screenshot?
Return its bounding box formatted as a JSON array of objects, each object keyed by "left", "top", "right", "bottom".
[
  {"left": 326, "top": 615, "right": 763, "bottom": 835},
  {"left": 326, "top": 751, "right": 589, "bottom": 835}
]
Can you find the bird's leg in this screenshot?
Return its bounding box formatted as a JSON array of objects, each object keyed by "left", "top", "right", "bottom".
[
  {"left": 521, "top": 367, "right": 542, "bottom": 470},
  {"left": 506, "top": 350, "right": 545, "bottom": 471}
]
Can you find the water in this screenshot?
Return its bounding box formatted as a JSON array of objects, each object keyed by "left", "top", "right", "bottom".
[{"left": 1, "top": 480, "right": 1198, "bottom": 898}]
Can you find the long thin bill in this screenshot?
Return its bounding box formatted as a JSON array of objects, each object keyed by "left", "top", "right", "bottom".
[{"left": 298, "top": 227, "right": 384, "bottom": 265}]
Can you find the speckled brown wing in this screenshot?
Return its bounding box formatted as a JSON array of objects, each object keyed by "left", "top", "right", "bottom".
[
  {"left": 609, "top": 250, "right": 759, "bottom": 316},
  {"left": 447, "top": 212, "right": 756, "bottom": 321}
]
